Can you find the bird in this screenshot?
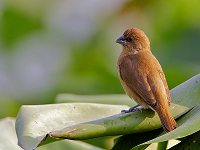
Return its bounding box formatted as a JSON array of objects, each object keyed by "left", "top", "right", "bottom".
[{"left": 116, "top": 28, "right": 177, "bottom": 132}]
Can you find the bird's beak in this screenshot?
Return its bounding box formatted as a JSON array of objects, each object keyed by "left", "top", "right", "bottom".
[{"left": 116, "top": 35, "right": 127, "bottom": 46}]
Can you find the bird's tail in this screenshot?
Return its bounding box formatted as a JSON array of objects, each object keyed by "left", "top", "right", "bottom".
[{"left": 157, "top": 108, "right": 177, "bottom": 132}]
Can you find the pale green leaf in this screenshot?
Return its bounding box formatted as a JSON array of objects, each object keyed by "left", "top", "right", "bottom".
[
  {"left": 16, "top": 103, "right": 129, "bottom": 150},
  {"left": 15, "top": 74, "right": 200, "bottom": 150}
]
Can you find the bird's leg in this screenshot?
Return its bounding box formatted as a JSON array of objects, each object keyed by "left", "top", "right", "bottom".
[{"left": 121, "top": 104, "right": 143, "bottom": 113}]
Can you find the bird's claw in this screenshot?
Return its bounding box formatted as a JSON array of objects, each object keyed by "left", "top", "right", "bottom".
[
  {"left": 121, "top": 106, "right": 143, "bottom": 113},
  {"left": 121, "top": 109, "right": 130, "bottom": 113}
]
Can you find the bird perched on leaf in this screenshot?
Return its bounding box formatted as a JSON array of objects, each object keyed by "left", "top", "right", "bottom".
[{"left": 116, "top": 28, "right": 177, "bottom": 132}]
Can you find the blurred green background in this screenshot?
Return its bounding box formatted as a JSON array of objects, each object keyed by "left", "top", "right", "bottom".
[{"left": 0, "top": 0, "right": 200, "bottom": 119}]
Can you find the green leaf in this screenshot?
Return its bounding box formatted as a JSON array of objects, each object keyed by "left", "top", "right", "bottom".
[
  {"left": 15, "top": 74, "right": 200, "bottom": 150},
  {"left": 16, "top": 103, "right": 129, "bottom": 150},
  {"left": 157, "top": 141, "right": 168, "bottom": 150},
  {"left": 49, "top": 102, "right": 185, "bottom": 139},
  {"left": 131, "top": 103, "right": 200, "bottom": 150},
  {"left": 169, "top": 130, "right": 200, "bottom": 150},
  {"left": 111, "top": 128, "right": 163, "bottom": 150},
  {"left": 36, "top": 138, "right": 104, "bottom": 150}
]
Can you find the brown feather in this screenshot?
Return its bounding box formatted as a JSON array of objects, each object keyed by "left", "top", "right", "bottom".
[
  {"left": 118, "top": 51, "right": 157, "bottom": 108},
  {"left": 116, "top": 28, "right": 177, "bottom": 132}
]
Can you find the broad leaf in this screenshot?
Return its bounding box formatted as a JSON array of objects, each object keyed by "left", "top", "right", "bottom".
[
  {"left": 16, "top": 74, "right": 200, "bottom": 150},
  {"left": 48, "top": 103, "right": 184, "bottom": 139},
  {"left": 16, "top": 103, "right": 129, "bottom": 150}
]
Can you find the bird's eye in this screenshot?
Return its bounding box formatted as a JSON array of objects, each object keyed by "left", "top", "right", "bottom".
[{"left": 127, "top": 37, "right": 133, "bottom": 42}]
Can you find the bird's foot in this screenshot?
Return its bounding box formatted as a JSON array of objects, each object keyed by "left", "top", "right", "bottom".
[{"left": 121, "top": 104, "right": 143, "bottom": 113}]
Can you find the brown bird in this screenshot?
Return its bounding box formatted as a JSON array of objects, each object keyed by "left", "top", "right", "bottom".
[{"left": 116, "top": 28, "right": 177, "bottom": 132}]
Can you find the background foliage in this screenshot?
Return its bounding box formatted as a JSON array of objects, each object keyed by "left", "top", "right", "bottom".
[{"left": 0, "top": 0, "right": 200, "bottom": 149}]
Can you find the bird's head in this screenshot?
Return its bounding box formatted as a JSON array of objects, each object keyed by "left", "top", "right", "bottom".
[{"left": 116, "top": 28, "right": 150, "bottom": 52}]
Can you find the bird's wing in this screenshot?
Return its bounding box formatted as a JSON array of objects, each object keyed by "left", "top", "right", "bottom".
[
  {"left": 158, "top": 70, "right": 171, "bottom": 106},
  {"left": 119, "top": 55, "right": 157, "bottom": 108}
]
